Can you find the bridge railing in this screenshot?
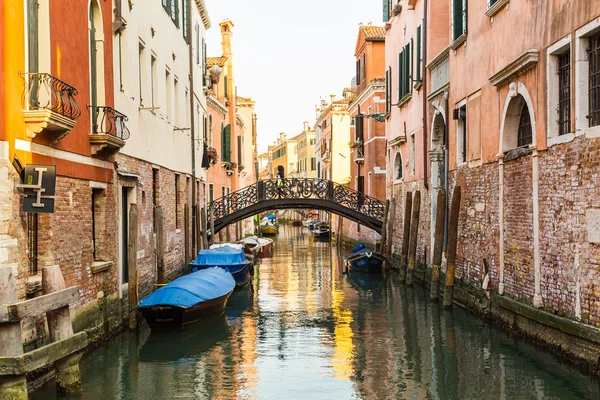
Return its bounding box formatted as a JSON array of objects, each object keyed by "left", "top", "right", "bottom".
[{"left": 208, "top": 178, "right": 385, "bottom": 222}]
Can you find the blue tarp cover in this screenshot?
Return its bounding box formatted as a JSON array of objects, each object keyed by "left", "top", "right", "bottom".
[
  {"left": 353, "top": 242, "right": 366, "bottom": 253},
  {"left": 266, "top": 213, "right": 276, "bottom": 220},
  {"left": 192, "top": 247, "right": 248, "bottom": 266},
  {"left": 139, "top": 267, "right": 235, "bottom": 308}
]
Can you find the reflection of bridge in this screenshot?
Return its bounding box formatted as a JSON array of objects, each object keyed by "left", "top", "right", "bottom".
[{"left": 208, "top": 178, "right": 386, "bottom": 234}]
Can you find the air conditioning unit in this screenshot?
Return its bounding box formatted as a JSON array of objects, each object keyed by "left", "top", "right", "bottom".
[{"left": 203, "top": 74, "right": 212, "bottom": 89}]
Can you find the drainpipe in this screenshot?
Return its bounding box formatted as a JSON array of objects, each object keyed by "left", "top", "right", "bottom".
[
  {"left": 422, "top": 0, "right": 429, "bottom": 190},
  {"left": 188, "top": 0, "right": 197, "bottom": 253}
]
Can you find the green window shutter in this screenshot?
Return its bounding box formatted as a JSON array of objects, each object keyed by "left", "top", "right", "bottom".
[
  {"left": 195, "top": 24, "right": 200, "bottom": 64},
  {"left": 416, "top": 25, "right": 421, "bottom": 81},
  {"left": 28, "top": 0, "right": 39, "bottom": 74},
  {"left": 221, "top": 124, "right": 231, "bottom": 162},
  {"left": 383, "top": 0, "right": 389, "bottom": 22},
  {"left": 203, "top": 39, "right": 207, "bottom": 72},
  {"left": 385, "top": 69, "right": 389, "bottom": 113},
  {"left": 398, "top": 51, "right": 403, "bottom": 99},
  {"left": 409, "top": 39, "right": 414, "bottom": 88},
  {"left": 452, "top": 0, "right": 463, "bottom": 42},
  {"left": 463, "top": 0, "right": 468, "bottom": 36},
  {"left": 405, "top": 44, "right": 410, "bottom": 95},
  {"left": 173, "top": 0, "right": 179, "bottom": 27},
  {"left": 182, "top": 0, "right": 189, "bottom": 42}
]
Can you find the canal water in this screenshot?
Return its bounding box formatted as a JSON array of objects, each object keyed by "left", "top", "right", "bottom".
[{"left": 34, "top": 225, "right": 600, "bottom": 399}]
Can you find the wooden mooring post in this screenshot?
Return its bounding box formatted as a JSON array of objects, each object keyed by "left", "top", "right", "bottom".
[
  {"left": 406, "top": 191, "right": 421, "bottom": 287},
  {"left": 210, "top": 207, "right": 215, "bottom": 245},
  {"left": 184, "top": 204, "right": 190, "bottom": 265},
  {"left": 201, "top": 207, "right": 208, "bottom": 250},
  {"left": 430, "top": 189, "right": 446, "bottom": 302},
  {"left": 195, "top": 205, "right": 201, "bottom": 253},
  {"left": 128, "top": 204, "right": 139, "bottom": 330},
  {"left": 0, "top": 265, "right": 87, "bottom": 398},
  {"left": 443, "top": 186, "right": 462, "bottom": 309},
  {"left": 386, "top": 197, "right": 396, "bottom": 262},
  {"left": 379, "top": 199, "right": 390, "bottom": 253},
  {"left": 399, "top": 192, "right": 412, "bottom": 282}
]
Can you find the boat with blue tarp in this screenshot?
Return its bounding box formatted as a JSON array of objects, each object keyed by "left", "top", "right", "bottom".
[
  {"left": 138, "top": 267, "right": 235, "bottom": 328},
  {"left": 190, "top": 247, "right": 253, "bottom": 287},
  {"left": 344, "top": 242, "right": 386, "bottom": 273}
]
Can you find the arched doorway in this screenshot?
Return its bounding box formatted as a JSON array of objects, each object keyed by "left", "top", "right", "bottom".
[{"left": 430, "top": 111, "right": 446, "bottom": 258}]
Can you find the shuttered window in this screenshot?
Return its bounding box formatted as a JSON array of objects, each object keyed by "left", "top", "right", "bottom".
[
  {"left": 589, "top": 32, "right": 600, "bottom": 127},
  {"left": 385, "top": 67, "right": 392, "bottom": 112},
  {"left": 558, "top": 50, "right": 571, "bottom": 135},
  {"left": 202, "top": 39, "right": 207, "bottom": 72},
  {"left": 221, "top": 124, "right": 231, "bottom": 162},
  {"left": 237, "top": 136, "right": 242, "bottom": 166},
  {"left": 383, "top": 0, "right": 392, "bottom": 22},
  {"left": 452, "top": 0, "right": 467, "bottom": 42},
  {"left": 182, "top": 0, "right": 189, "bottom": 42},
  {"left": 195, "top": 24, "right": 200, "bottom": 64},
  {"left": 398, "top": 42, "right": 412, "bottom": 100},
  {"left": 172, "top": 0, "right": 179, "bottom": 27},
  {"left": 416, "top": 24, "right": 422, "bottom": 82},
  {"left": 361, "top": 53, "right": 366, "bottom": 83}
]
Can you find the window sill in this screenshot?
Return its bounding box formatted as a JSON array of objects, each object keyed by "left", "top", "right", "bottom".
[
  {"left": 547, "top": 132, "right": 580, "bottom": 147},
  {"left": 585, "top": 125, "right": 600, "bottom": 139},
  {"left": 92, "top": 260, "right": 113, "bottom": 274},
  {"left": 451, "top": 34, "right": 467, "bottom": 51},
  {"left": 486, "top": 0, "right": 510, "bottom": 18},
  {"left": 414, "top": 81, "right": 423, "bottom": 91},
  {"left": 397, "top": 93, "right": 412, "bottom": 108},
  {"left": 393, "top": 179, "right": 404, "bottom": 185}
]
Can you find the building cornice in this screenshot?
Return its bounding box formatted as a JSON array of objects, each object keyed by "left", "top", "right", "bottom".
[
  {"left": 207, "top": 95, "right": 228, "bottom": 116},
  {"left": 348, "top": 82, "right": 386, "bottom": 113},
  {"left": 194, "top": 0, "right": 212, "bottom": 30},
  {"left": 489, "top": 49, "right": 539, "bottom": 87},
  {"left": 426, "top": 46, "right": 450, "bottom": 70}
]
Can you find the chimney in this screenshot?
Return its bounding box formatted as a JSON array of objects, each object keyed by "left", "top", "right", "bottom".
[
  {"left": 330, "top": 93, "right": 336, "bottom": 103},
  {"left": 303, "top": 121, "right": 310, "bottom": 132},
  {"left": 220, "top": 20, "right": 235, "bottom": 57}
]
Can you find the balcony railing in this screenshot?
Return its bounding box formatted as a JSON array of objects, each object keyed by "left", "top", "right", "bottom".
[
  {"left": 89, "top": 106, "right": 130, "bottom": 140},
  {"left": 21, "top": 72, "right": 81, "bottom": 119}
]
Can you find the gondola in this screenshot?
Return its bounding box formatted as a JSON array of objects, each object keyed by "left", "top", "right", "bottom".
[
  {"left": 138, "top": 267, "right": 235, "bottom": 328},
  {"left": 190, "top": 247, "right": 253, "bottom": 287},
  {"left": 311, "top": 222, "right": 330, "bottom": 238}
]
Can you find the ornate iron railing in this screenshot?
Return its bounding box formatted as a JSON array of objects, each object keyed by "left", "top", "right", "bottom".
[
  {"left": 209, "top": 178, "right": 385, "bottom": 221},
  {"left": 20, "top": 72, "right": 81, "bottom": 119},
  {"left": 88, "top": 106, "right": 130, "bottom": 140}
]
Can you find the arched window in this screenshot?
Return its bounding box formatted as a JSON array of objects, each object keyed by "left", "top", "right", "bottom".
[
  {"left": 518, "top": 104, "right": 532, "bottom": 147},
  {"left": 89, "top": 0, "right": 105, "bottom": 110},
  {"left": 394, "top": 152, "right": 403, "bottom": 180}
]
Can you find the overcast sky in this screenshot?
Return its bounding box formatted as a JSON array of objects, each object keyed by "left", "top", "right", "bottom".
[{"left": 204, "top": 0, "right": 382, "bottom": 154}]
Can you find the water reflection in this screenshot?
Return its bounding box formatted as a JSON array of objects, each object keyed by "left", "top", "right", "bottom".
[{"left": 33, "top": 228, "right": 600, "bottom": 399}]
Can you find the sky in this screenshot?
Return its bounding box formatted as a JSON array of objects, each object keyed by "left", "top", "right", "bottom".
[{"left": 204, "top": 0, "right": 382, "bottom": 154}]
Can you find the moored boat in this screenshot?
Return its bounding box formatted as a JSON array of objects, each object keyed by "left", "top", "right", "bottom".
[
  {"left": 190, "top": 247, "right": 253, "bottom": 287},
  {"left": 311, "top": 222, "right": 330, "bottom": 238},
  {"left": 260, "top": 224, "right": 278, "bottom": 235},
  {"left": 344, "top": 243, "right": 386, "bottom": 273},
  {"left": 302, "top": 219, "right": 314, "bottom": 227},
  {"left": 138, "top": 267, "right": 235, "bottom": 328},
  {"left": 239, "top": 236, "right": 274, "bottom": 258}
]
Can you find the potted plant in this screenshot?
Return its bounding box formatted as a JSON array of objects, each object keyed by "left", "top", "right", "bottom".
[
  {"left": 238, "top": 164, "right": 244, "bottom": 172},
  {"left": 207, "top": 147, "right": 218, "bottom": 164}
]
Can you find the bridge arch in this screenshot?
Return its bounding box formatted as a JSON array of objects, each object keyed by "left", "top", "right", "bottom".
[{"left": 208, "top": 178, "right": 385, "bottom": 234}]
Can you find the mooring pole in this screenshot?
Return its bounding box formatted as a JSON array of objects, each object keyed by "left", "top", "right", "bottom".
[
  {"left": 443, "top": 186, "right": 462, "bottom": 309},
  {"left": 406, "top": 190, "right": 421, "bottom": 287},
  {"left": 380, "top": 199, "right": 390, "bottom": 253},
  {"left": 430, "top": 189, "right": 446, "bottom": 302},
  {"left": 127, "top": 204, "right": 139, "bottom": 330},
  {"left": 156, "top": 206, "right": 165, "bottom": 285},
  {"left": 386, "top": 197, "right": 396, "bottom": 262},
  {"left": 184, "top": 204, "right": 190, "bottom": 265},
  {"left": 399, "top": 192, "right": 412, "bottom": 282},
  {"left": 210, "top": 206, "right": 215, "bottom": 245},
  {"left": 201, "top": 206, "right": 208, "bottom": 250}
]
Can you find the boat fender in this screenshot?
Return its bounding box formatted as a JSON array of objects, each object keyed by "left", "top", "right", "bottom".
[{"left": 366, "top": 252, "right": 373, "bottom": 258}]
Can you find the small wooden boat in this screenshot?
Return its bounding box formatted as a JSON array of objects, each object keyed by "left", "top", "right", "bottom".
[
  {"left": 138, "top": 267, "right": 235, "bottom": 328},
  {"left": 256, "top": 237, "right": 274, "bottom": 257},
  {"left": 239, "top": 236, "right": 273, "bottom": 258},
  {"left": 190, "top": 247, "right": 253, "bottom": 287},
  {"left": 260, "top": 223, "right": 278, "bottom": 235},
  {"left": 311, "top": 222, "right": 330, "bottom": 238},
  {"left": 344, "top": 243, "right": 386, "bottom": 273}
]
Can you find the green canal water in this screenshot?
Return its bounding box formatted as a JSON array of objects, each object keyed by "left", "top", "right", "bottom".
[{"left": 33, "top": 225, "right": 600, "bottom": 399}]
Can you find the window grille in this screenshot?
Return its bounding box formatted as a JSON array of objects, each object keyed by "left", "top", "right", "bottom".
[
  {"left": 518, "top": 105, "right": 533, "bottom": 147},
  {"left": 558, "top": 50, "right": 571, "bottom": 135},
  {"left": 588, "top": 32, "right": 600, "bottom": 127}
]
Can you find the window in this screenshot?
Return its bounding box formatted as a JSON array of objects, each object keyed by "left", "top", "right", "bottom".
[
  {"left": 138, "top": 43, "right": 145, "bottom": 106},
  {"left": 175, "top": 174, "right": 180, "bottom": 229},
  {"left": 92, "top": 189, "right": 106, "bottom": 261},
  {"left": 165, "top": 69, "right": 171, "bottom": 119},
  {"left": 398, "top": 42, "right": 412, "bottom": 100},
  {"left": 518, "top": 104, "right": 533, "bottom": 147},
  {"left": 385, "top": 67, "right": 392, "bottom": 112},
  {"left": 28, "top": 213, "right": 38, "bottom": 274},
  {"left": 151, "top": 54, "right": 157, "bottom": 107},
  {"left": 209, "top": 183, "right": 214, "bottom": 204},
  {"left": 410, "top": 134, "right": 416, "bottom": 175},
  {"left": 27, "top": 0, "right": 39, "bottom": 74},
  {"left": 452, "top": 0, "right": 468, "bottom": 42},
  {"left": 455, "top": 104, "right": 467, "bottom": 164},
  {"left": 558, "top": 51, "right": 571, "bottom": 135},
  {"left": 383, "top": 0, "right": 392, "bottom": 22},
  {"left": 311, "top": 157, "right": 316, "bottom": 171},
  {"left": 208, "top": 114, "right": 213, "bottom": 146},
  {"left": 221, "top": 123, "right": 231, "bottom": 162},
  {"left": 589, "top": 32, "right": 600, "bottom": 127},
  {"left": 237, "top": 136, "right": 243, "bottom": 166},
  {"left": 182, "top": 0, "right": 189, "bottom": 42},
  {"left": 195, "top": 24, "right": 200, "bottom": 64},
  {"left": 488, "top": 0, "right": 499, "bottom": 7},
  {"left": 174, "top": 77, "right": 179, "bottom": 125},
  {"left": 416, "top": 23, "right": 423, "bottom": 82},
  {"left": 394, "top": 152, "right": 403, "bottom": 180},
  {"left": 163, "top": 0, "right": 179, "bottom": 27}
]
